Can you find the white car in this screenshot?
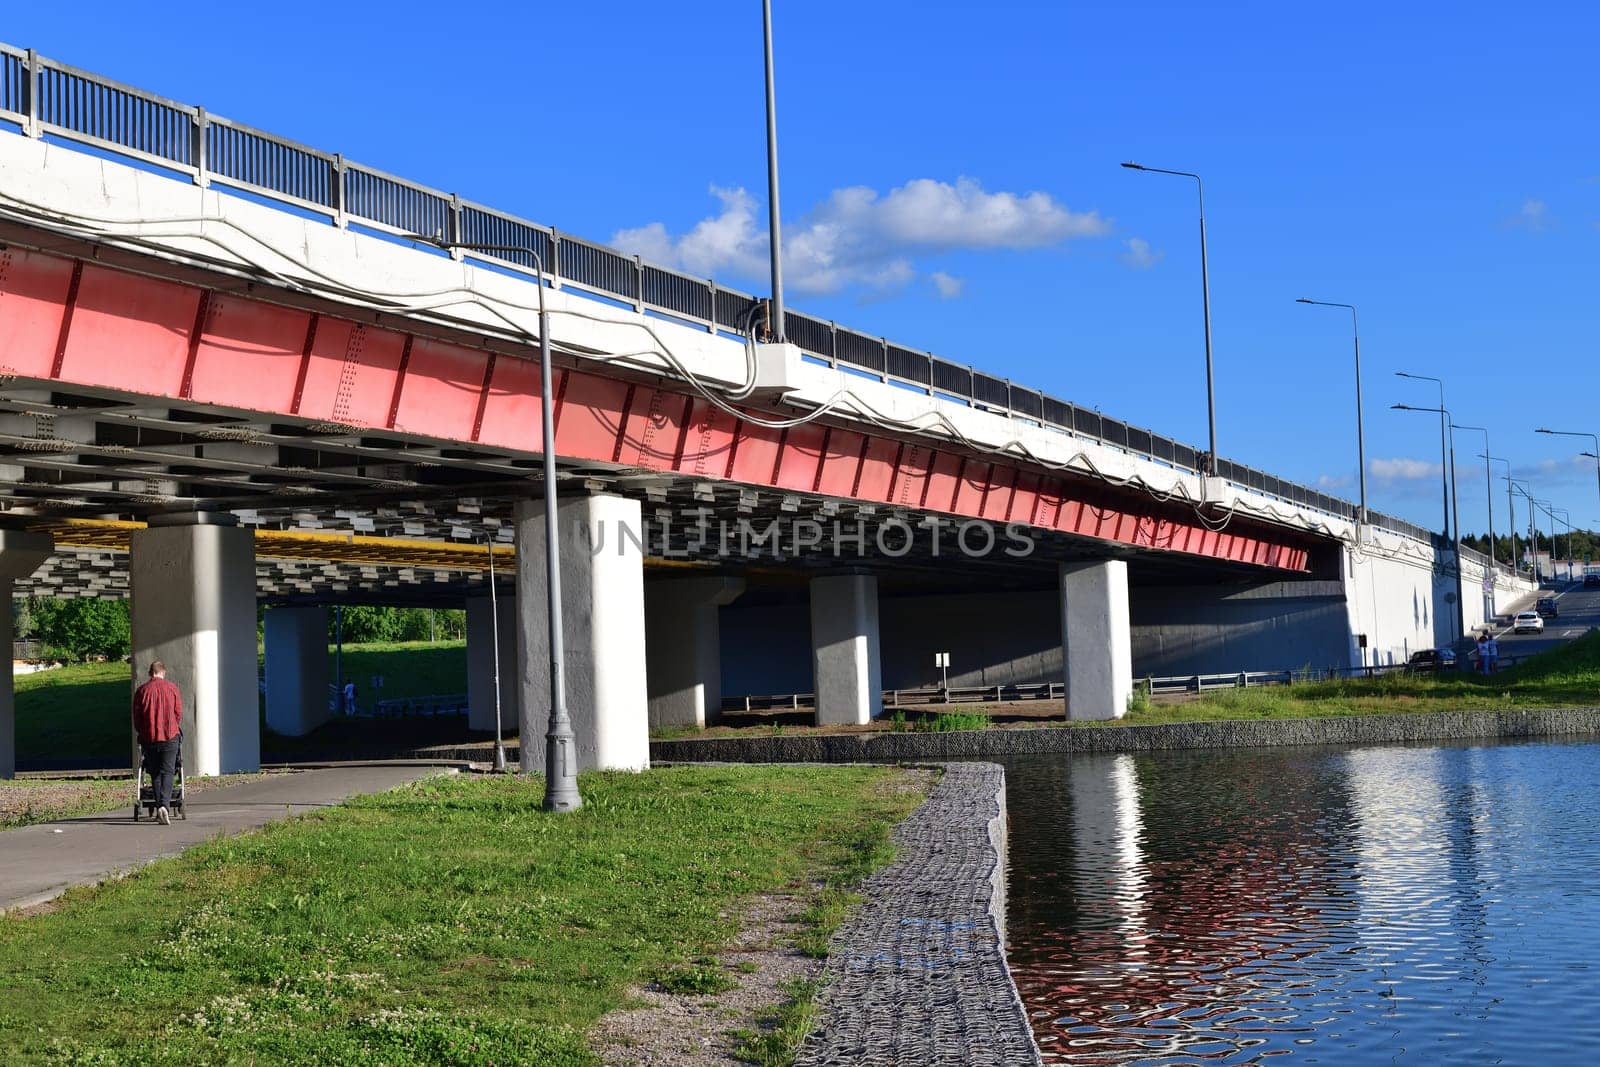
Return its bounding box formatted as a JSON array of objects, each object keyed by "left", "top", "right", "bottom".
[{"left": 1513, "top": 611, "right": 1545, "bottom": 635}]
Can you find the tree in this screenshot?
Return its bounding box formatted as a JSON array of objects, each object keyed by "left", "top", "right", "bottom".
[{"left": 27, "top": 597, "right": 130, "bottom": 660}]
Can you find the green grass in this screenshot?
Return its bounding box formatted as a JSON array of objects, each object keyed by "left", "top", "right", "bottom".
[
  {"left": 15, "top": 642, "right": 467, "bottom": 763},
  {"left": 1112, "top": 629, "right": 1600, "bottom": 725},
  {"left": 731, "top": 978, "right": 822, "bottom": 1067},
  {"left": 14, "top": 662, "right": 130, "bottom": 762},
  {"left": 0, "top": 765, "right": 923, "bottom": 1065}
]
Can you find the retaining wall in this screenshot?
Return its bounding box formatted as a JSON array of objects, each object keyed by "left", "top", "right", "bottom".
[{"left": 652, "top": 708, "right": 1600, "bottom": 764}]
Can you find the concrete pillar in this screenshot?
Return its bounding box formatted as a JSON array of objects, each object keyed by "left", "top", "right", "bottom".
[
  {"left": 645, "top": 576, "right": 745, "bottom": 730},
  {"left": 0, "top": 530, "right": 54, "bottom": 779},
  {"left": 809, "top": 573, "right": 882, "bottom": 726},
  {"left": 264, "top": 606, "right": 329, "bottom": 738},
  {"left": 129, "top": 515, "right": 259, "bottom": 775},
  {"left": 1061, "top": 560, "right": 1133, "bottom": 721},
  {"left": 515, "top": 493, "right": 649, "bottom": 771},
  {"left": 466, "top": 593, "right": 520, "bottom": 734}
]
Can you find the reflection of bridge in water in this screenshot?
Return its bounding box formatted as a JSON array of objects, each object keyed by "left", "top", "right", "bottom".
[{"left": 1003, "top": 743, "right": 1584, "bottom": 1065}]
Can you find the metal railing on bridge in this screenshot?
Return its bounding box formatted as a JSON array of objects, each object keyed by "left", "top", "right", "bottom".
[{"left": 0, "top": 41, "right": 1443, "bottom": 550}]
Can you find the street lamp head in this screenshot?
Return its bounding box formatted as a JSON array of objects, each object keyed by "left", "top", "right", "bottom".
[
  {"left": 1120, "top": 161, "right": 1145, "bottom": 170},
  {"left": 1536, "top": 428, "right": 1553, "bottom": 434},
  {"left": 1295, "top": 297, "right": 1314, "bottom": 304},
  {"left": 1392, "top": 403, "right": 1413, "bottom": 410}
]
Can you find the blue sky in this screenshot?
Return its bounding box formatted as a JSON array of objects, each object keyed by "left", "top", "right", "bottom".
[{"left": 8, "top": 2, "right": 1599, "bottom": 539}]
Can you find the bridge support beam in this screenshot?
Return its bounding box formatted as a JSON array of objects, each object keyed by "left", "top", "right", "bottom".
[
  {"left": 0, "top": 530, "right": 54, "bottom": 778},
  {"left": 466, "top": 593, "right": 520, "bottom": 734},
  {"left": 130, "top": 516, "right": 260, "bottom": 775},
  {"left": 515, "top": 493, "right": 649, "bottom": 771},
  {"left": 810, "top": 573, "right": 883, "bottom": 726},
  {"left": 264, "top": 606, "right": 330, "bottom": 738},
  {"left": 1061, "top": 560, "right": 1133, "bottom": 721},
  {"left": 646, "top": 576, "right": 745, "bottom": 730}
]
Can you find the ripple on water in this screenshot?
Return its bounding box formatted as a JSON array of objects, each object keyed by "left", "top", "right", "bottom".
[{"left": 1003, "top": 739, "right": 1600, "bottom": 1064}]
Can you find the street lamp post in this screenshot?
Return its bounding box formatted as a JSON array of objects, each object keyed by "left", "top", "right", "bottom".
[
  {"left": 1452, "top": 425, "right": 1495, "bottom": 567},
  {"left": 1394, "top": 402, "right": 1466, "bottom": 641},
  {"left": 1296, "top": 299, "right": 1367, "bottom": 526},
  {"left": 1512, "top": 481, "right": 1539, "bottom": 581},
  {"left": 1554, "top": 507, "right": 1573, "bottom": 580},
  {"left": 406, "top": 236, "right": 580, "bottom": 812},
  {"left": 1397, "top": 372, "right": 1451, "bottom": 540},
  {"left": 762, "top": 0, "right": 786, "bottom": 342},
  {"left": 1536, "top": 428, "right": 1600, "bottom": 506},
  {"left": 1123, "top": 161, "right": 1217, "bottom": 475},
  {"left": 1482, "top": 454, "right": 1517, "bottom": 579}
]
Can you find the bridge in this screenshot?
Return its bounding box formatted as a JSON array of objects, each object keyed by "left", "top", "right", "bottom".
[{"left": 0, "top": 43, "right": 1532, "bottom": 777}]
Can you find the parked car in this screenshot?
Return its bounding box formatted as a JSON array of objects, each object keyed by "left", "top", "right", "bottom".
[
  {"left": 1585, "top": 572, "right": 1600, "bottom": 588},
  {"left": 1407, "top": 648, "right": 1457, "bottom": 673},
  {"left": 1537, "top": 597, "right": 1559, "bottom": 618},
  {"left": 1513, "top": 611, "right": 1545, "bottom": 635}
]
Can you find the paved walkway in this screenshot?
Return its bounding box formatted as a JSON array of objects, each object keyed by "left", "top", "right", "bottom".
[{"left": 0, "top": 765, "right": 449, "bottom": 913}]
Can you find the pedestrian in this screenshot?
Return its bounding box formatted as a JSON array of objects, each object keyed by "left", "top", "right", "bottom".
[
  {"left": 1476, "top": 632, "right": 1489, "bottom": 675},
  {"left": 1485, "top": 632, "right": 1500, "bottom": 674},
  {"left": 132, "top": 660, "right": 183, "bottom": 826},
  {"left": 343, "top": 680, "right": 357, "bottom": 716}
]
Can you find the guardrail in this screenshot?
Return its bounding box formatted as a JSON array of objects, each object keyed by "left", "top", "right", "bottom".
[
  {"left": 725, "top": 652, "right": 1548, "bottom": 714},
  {"left": 0, "top": 40, "right": 1440, "bottom": 548}
]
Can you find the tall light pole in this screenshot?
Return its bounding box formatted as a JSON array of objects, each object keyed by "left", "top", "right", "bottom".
[
  {"left": 1397, "top": 372, "right": 1451, "bottom": 541},
  {"left": 1122, "top": 161, "right": 1217, "bottom": 475},
  {"left": 407, "top": 236, "right": 580, "bottom": 811},
  {"left": 1511, "top": 481, "right": 1538, "bottom": 580},
  {"left": 1482, "top": 453, "right": 1518, "bottom": 578},
  {"left": 1296, "top": 298, "right": 1367, "bottom": 526},
  {"left": 762, "top": 0, "right": 786, "bottom": 342},
  {"left": 1395, "top": 402, "right": 1465, "bottom": 641},
  {"left": 1535, "top": 427, "right": 1600, "bottom": 506},
  {"left": 1554, "top": 507, "right": 1573, "bottom": 580},
  {"left": 1451, "top": 425, "right": 1495, "bottom": 567}
]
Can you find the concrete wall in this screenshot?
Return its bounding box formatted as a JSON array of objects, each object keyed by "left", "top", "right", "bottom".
[
  {"left": 723, "top": 581, "right": 1354, "bottom": 697},
  {"left": 719, "top": 547, "right": 1537, "bottom": 699}
]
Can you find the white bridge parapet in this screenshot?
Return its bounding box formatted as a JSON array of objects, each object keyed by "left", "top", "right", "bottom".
[{"left": 0, "top": 132, "right": 1403, "bottom": 551}]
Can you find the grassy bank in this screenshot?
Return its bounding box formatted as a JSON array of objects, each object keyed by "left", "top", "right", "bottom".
[
  {"left": 656, "top": 631, "right": 1600, "bottom": 742},
  {"left": 1116, "top": 628, "right": 1600, "bottom": 725},
  {"left": 0, "top": 765, "right": 923, "bottom": 1065},
  {"left": 15, "top": 642, "right": 467, "bottom": 763}
]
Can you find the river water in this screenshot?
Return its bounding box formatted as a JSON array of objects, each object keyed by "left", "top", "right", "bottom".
[{"left": 1003, "top": 739, "right": 1600, "bottom": 1064}]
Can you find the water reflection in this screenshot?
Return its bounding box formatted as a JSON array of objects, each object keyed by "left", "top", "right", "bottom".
[{"left": 1004, "top": 739, "right": 1600, "bottom": 1064}]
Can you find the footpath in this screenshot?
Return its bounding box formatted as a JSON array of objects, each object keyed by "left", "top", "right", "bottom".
[{"left": 0, "top": 764, "right": 447, "bottom": 913}]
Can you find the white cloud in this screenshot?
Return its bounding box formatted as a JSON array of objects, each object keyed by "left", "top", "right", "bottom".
[
  {"left": 612, "top": 178, "right": 1109, "bottom": 296},
  {"left": 1371, "top": 457, "right": 1444, "bottom": 482},
  {"left": 1316, "top": 473, "right": 1353, "bottom": 490},
  {"left": 1119, "top": 237, "right": 1165, "bottom": 270},
  {"left": 929, "top": 271, "right": 965, "bottom": 299},
  {"left": 1504, "top": 198, "right": 1552, "bottom": 231}
]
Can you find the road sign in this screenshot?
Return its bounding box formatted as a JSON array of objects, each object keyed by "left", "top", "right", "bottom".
[{"left": 1482, "top": 577, "right": 1494, "bottom": 592}]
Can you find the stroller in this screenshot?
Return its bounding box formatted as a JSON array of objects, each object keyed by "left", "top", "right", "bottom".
[{"left": 132, "top": 740, "right": 187, "bottom": 821}]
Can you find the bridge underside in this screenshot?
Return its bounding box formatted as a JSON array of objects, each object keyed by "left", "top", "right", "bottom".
[{"left": 0, "top": 225, "right": 1337, "bottom": 780}]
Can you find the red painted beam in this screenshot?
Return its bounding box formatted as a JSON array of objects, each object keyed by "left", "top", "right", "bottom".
[{"left": 0, "top": 246, "right": 1315, "bottom": 571}]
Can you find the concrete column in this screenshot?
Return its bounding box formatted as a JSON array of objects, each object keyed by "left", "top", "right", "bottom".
[
  {"left": 0, "top": 530, "right": 53, "bottom": 779},
  {"left": 515, "top": 493, "right": 649, "bottom": 771},
  {"left": 466, "top": 593, "right": 520, "bottom": 734},
  {"left": 810, "top": 573, "right": 882, "bottom": 726},
  {"left": 645, "top": 576, "right": 745, "bottom": 730},
  {"left": 264, "top": 605, "right": 329, "bottom": 738},
  {"left": 1060, "top": 560, "right": 1133, "bottom": 721},
  {"left": 130, "top": 515, "right": 259, "bottom": 775}
]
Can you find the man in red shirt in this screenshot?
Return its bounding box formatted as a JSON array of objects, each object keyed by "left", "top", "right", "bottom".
[{"left": 133, "top": 660, "right": 183, "bottom": 825}]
